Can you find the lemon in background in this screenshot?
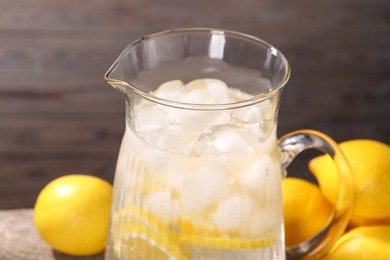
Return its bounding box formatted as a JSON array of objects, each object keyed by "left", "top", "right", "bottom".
[
  {"left": 309, "top": 139, "right": 390, "bottom": 226},
  {"left": 34, "top": 174, "right": 113, "bottom": 256},
  {"left": 346, "top": 214, "right": 390, "bottom": 229},
  {"left": 282, "top": 177, "right": 333, "bottom": 246},
  {"left": 322, "top": 225, "right": 390, "bottom": 260}
]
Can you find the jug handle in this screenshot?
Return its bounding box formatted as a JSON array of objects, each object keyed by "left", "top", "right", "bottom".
[{"left": 278, "top": 129, "right": 354, "bottom": 260}]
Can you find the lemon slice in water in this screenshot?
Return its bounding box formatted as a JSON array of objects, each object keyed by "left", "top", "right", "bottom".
[
  {"left": 117, "top": 224, "right": 185, "bottom": 260},
  {"left": 178, "top": 219, "right": 275, "bottom": 251},
  {"left": 112, "top": 206, "right": 276, "bottom": 259},
  {"left": 112, "top": 207, "right": 186, "bottom": 259}
]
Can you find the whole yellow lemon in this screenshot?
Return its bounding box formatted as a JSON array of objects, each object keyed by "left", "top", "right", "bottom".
[
  {"left": 347, "top": 214, "right": 390, "bottom": 229},
  {"left": 282, "top": 177, "right": 333, "bottom": 246},
  {"left": 322, "top": 225, "right": 390, "bottom": 260},
  {"left": 34, "top": 174, "right": 113, "bottom": 256},
  {"left": 309, "top": 139, "right": 390, "bottom": 225}
]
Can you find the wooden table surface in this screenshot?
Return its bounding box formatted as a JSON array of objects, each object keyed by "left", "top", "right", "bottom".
[
  {"left": 1, "top": 0, "right": 389, "bottom": 210},
  {"left": 0, "top": 209, "right": 104, "bottom": 260}
]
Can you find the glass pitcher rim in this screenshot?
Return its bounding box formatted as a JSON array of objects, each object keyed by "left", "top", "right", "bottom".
[{"left": 105, "top": 27, "right": 291, "bottom": 111}]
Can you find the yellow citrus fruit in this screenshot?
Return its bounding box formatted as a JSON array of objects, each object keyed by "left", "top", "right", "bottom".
[
  {"left": 282, "top": 177, "right": 333, "bottom": 246},
  {"left": 34, "top": 174, "right": 113, "bottom": 256},
  {"left": 322, "top": 225, "right": 390, "bottom": 260},
  {"left": 347, "top": 214, "right": 390, "bottom": 229},
  {"left": 309, "top": 139, "right": 390, "bottom": 225}
]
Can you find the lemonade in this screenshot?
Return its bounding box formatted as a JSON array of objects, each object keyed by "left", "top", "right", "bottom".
[{"left": 105, "top": 78, "right": 285, "bottom": 260}]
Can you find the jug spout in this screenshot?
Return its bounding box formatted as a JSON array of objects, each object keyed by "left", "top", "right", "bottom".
[
  {"left": 104, "top": 56, "right": 131, "bottom": 95},
  {"left": 105, "top": 78, "right": 130, "bottom": 96}
]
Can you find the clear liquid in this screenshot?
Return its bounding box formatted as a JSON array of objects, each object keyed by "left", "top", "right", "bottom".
[{"left": 105, "top": 79, "right": 285, "bottom": 260}]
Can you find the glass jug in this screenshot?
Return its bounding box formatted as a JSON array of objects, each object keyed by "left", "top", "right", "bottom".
[{"left": 104, "top": 28, "right": 353, "bottom": 260}]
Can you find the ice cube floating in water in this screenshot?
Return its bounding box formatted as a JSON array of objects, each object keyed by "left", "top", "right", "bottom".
[{"left": 134, "top": 78, "right": 276, "bottom": 155}]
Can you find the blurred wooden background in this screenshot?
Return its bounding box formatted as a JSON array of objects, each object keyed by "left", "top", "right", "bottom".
[{"left": 1, "top": 0, "right": 389, "bottom": 209}]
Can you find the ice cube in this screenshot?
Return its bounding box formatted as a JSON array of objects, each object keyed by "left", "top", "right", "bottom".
[
  {"left": 165, "top": 107, "right": 231, "bottom": 134},
  {"left": 238, "top": 155, "right": 278, "bottom": 200},
  {"left": 142, "top": 191, "right": 180, "bottom": 224},
  {"left": 232, "top": 99, "right": 274, "bottom": 125},
  {"left": 203, "top": 79, "right": 230, "bottom": 103},
  {"left": 193, "top": 125, "right": 257, "bottom": 155},
  {"left": 134, "top": 106, "right": 168, "bottom": 133},
  {"left": 184, "top": 78, "right": 230, "bottom": 104},
  {"left": 213, "top": 128, "right": 247, "bottom": 153},
  {"left": 240, "top": 207, "right": 277, "bottom": 239},
  {"left": 180, "top": 88, "right": 210, "bottom": 104},
  {"left": 181, "top": 166, "right": 227, "bottom": 214},
  {"left": 185, "top": 78, "right": 225, "bottom": 90},
  {"left": 145, "top": 78, "right": 234, "bottom": 133},
  {"left": 157, "top": 158, "right": 196, "bottom": 192},
  {"left": 214, "top": 193, "right": 257, "bottom": 233},
  {"left": 233, "top": 105, "right": 263, "bottom": 124},
  {"left": 252, "top": 128, "right": 277, "bottom": 155},
  {"left": 229, "top": 87, "right": 254, "bottom": 101},
  {"left": 142, "top": 128, "right": 196, "bottom": 154},
  {"left": 151, "top": 80, "right": 185, "bottom": 101}
]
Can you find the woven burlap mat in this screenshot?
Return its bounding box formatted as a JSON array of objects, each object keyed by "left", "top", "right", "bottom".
[{"left": 0, "top": 209, "right": 104, "bottom": 260}]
